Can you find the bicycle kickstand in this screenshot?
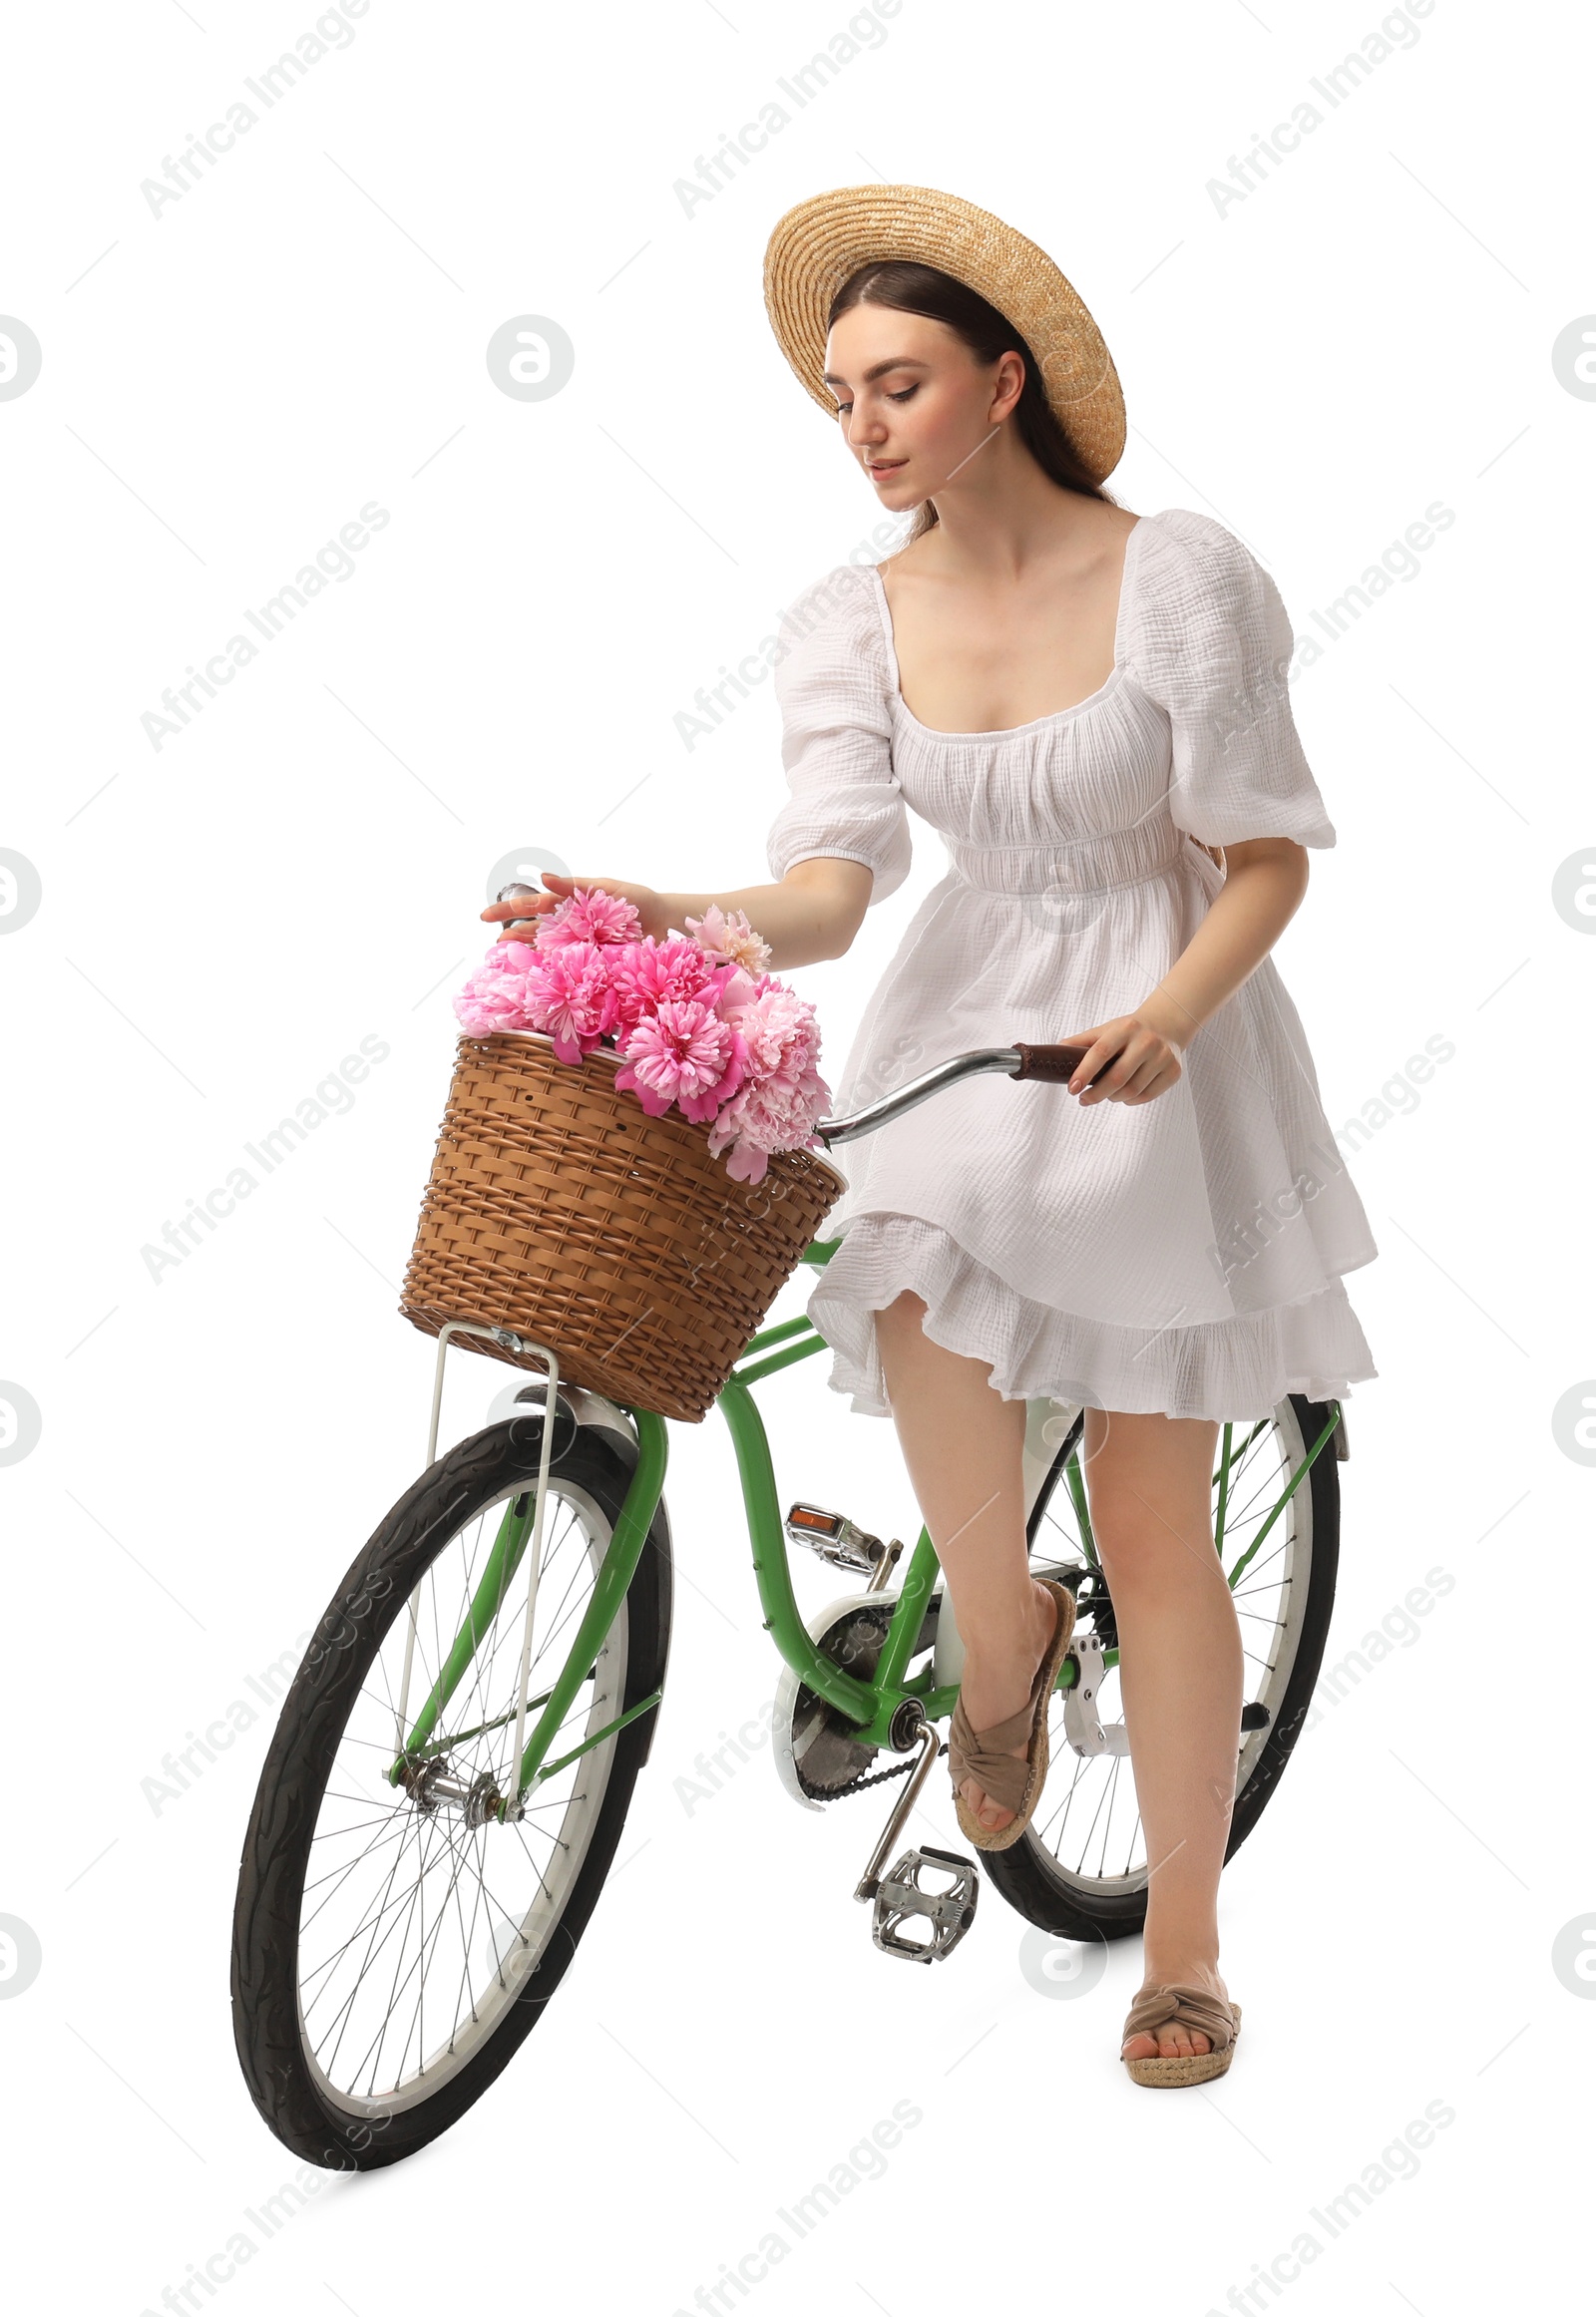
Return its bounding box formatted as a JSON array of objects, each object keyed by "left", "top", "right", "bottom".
[{"left": 854, "top": 1708, "right": 980, "bottom": 1965}]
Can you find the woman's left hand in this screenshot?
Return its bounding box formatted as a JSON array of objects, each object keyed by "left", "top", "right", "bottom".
[{"left": 1059, "top": 1011, "right": 1187, "bottom": 1106}]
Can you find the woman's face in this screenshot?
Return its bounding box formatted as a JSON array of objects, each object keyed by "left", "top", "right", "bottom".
[{"left": 822, "top": 301, "right": 1023, "bottom": 509}]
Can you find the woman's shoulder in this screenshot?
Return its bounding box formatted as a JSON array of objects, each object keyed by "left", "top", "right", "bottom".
[
  {"left": 772, "top": 561, "right": 890, "bottom": 691},
  {"left": 776, "top": 559, "right": 885, "bottom": 641},
  {"left": 1133, "top": 508, "right": 1272, "bottom": 602},
  {"left": 1125, "top": 508, "right": 1296, "bottom": 675}
]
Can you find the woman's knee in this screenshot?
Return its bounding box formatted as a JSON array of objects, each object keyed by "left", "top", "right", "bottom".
[
  {"left": 1086, "top": 1480, "right": 1154, "bottom": 1561},
  {"left": 1085, "top": 1466, "right": 1214, "bottom": 1579},
  {"left": 1092, "top": 1520, "right": 1180, "bottom": 1589}
]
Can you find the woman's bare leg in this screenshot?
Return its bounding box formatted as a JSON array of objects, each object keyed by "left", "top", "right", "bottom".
[
  {"left": 873, "top": 1291, "right": 1060, "bottom": 1834},
  {"left": 1078, "top": 1405, "right": 1241, "bottom": 2062}
]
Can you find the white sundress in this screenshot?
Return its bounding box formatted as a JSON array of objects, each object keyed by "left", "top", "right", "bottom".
[{"left": 764, "top": 507, "right": 1380, "bottom": 1424}]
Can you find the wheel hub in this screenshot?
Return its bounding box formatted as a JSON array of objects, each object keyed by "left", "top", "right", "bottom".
[{"left": 398, "top": 1755, "right": 505, "bottom": 1827}]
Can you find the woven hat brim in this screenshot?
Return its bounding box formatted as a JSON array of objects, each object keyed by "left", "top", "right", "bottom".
[{"left": 762, "top": 183, "right": 1125, "bottom": 484}]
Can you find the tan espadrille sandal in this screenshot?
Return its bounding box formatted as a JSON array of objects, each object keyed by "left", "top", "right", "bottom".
[
  {"left": 1120, "top": 1983, "right": 1243, "bottom": 2088},
  {"left": 946, "top": 1578, "right": 1076, "bottom": 1852}
]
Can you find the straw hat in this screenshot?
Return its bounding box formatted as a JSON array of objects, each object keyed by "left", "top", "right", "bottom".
[{"left": 762, "top": 183, "right": 1125, "bottom": 483}]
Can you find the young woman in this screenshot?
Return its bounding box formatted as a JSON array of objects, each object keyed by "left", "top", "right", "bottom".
[{"left": 483, "top": 185, "right": 1379, "bottom": 2087}]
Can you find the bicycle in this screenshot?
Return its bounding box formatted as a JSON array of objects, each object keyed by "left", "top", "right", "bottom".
[{"left": 230, "top": 1035, "right": 1347, "bottom": 2169}]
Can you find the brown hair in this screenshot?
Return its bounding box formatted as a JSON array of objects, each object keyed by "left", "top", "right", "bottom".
[{"left": 826, "top": 259, "right": 1120, "bottom": 545}]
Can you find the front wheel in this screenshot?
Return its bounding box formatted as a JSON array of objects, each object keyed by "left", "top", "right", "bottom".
[{"left": 230, "top": 1415, "right": 672, "bottom": 2168}]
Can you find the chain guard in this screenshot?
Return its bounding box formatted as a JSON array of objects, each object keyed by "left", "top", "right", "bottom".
[{"left": 772, "top": 1594, "right": 939, "bottom": 1808}]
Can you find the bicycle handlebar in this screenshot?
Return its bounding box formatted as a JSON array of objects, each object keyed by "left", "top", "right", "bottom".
[
  {"left": 815, "top": 1041, "right": 1106, "bottom": 1147},
  {"left": 489, "top": 887, "right": 1106, "bottom": 1149}
]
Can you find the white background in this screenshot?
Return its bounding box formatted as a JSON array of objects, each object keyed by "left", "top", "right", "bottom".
[{"left": 1, "top": 1, "right": 1588, "bottom": 2309}]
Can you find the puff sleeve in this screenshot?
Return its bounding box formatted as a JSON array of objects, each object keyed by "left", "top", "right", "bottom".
[
  {"left": 1130, "top": 510, "right": 1337, "bottom": 850},
  {"left": 765, "top": 564, "right": 913, "bottom": 906}
]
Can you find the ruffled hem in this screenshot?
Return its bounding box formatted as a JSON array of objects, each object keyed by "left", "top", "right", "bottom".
[{"left": 806, "top": 1214, "right": 1378, "bottom": 1423}]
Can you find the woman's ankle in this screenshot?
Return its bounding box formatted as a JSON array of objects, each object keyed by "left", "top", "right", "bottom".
[
  {"left": 957, "top": 1578, "right": 1055, "bottom": 1660},
  {"left": 1141, "top": 1953, "right": 1223, "bottom": 1990},
  {"left": 1141, "top": 1924, "right": 1221, "bottom": 1979}
]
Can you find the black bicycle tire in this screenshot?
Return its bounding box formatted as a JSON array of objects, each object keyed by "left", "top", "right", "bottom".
[
  {"left": 985, "top": 1392, "right": 1341, "bottom": 1942},
  {"left": 229, "top": 1416, "right": 672, "bottom": 2169}
]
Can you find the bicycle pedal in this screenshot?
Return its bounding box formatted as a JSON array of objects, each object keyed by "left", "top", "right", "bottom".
[
  {"left": 870, "top": 1845, "right": 980, "bottom": 1965},
  {"left": 784, "top": 1501, "right": 900, "bottom": 1585}
]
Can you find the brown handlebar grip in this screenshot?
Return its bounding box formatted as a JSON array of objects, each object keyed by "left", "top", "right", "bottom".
[{"left": 1011, "top": 1040, "right": 1106, "bottom": 1086}]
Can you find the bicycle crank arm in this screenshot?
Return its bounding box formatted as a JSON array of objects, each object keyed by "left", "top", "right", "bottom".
[{"left": 855, "top": 1709, "right": 945, "bottom": 1903}]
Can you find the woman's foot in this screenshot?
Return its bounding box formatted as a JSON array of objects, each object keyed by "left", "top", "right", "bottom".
[
  {"left": 953, "top": 1578, "right": 1061, "bottom": 1835},
  {"left": 1120, "top": 1959, "right": 1230, "bottom": 2062}
]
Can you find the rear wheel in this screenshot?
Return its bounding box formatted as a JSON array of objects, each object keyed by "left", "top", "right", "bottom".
[
  {"left": 986, "top": 1393, "right": 1341, "bottom": 1941},
  {"left": 231, "top": 1415, "right": 672, "bottom": 2167}
]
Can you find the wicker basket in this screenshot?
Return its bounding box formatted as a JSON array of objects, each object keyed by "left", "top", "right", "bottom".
[{"left": 400, "top": 1032, "right": 848, "bottom": 1422}]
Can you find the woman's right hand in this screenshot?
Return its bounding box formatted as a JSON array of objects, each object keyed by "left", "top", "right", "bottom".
[{"left": 481, "top": 871, "right": 668, "bottom": 942}]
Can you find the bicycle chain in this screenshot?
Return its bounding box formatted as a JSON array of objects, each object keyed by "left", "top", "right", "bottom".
[{"left": 824, "top": 1736, "right": 947, "bottom": 1801}]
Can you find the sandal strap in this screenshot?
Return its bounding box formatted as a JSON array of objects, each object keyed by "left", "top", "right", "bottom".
[
  {"left": 947, "top": 1693, "right": 1033, "bottom": 1811},
  {"left": 1120, "top": 1982, "right": 1239, "bottom": 2052},
  {"left": 946, "top": 1582, "right": 1075, "bottom": 1814}
]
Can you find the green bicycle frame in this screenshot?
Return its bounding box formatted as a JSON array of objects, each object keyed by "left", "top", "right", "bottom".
[{"left": 394, "top": 1237, "right": 1341, "bottom": 1816}]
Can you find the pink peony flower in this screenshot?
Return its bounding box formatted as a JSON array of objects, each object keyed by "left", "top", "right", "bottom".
[
  {"left": 480, "top": 939, "right": 541, "bottom": 973},
  {"left": 614, "top": 998, "right": 749, "bottom": 1122},
  {"left": 453, "top": 939, "right": 544, "bottom": 1036},
  {"left": 606, "top": 935, "right": 731, "bottom": 1037},
  {"left": 683, "top": 903, "right": 772, "bottom": 976},
  {"left": 706, "top": 1060, "right": 831, "bottom": 1182},
  {"left": 710, "top": 963, "right": 761, "bottom": 1017},
  {"left": 455, "top": 980, "right": 531, "bottom": 1037},
  {"left": 722, "top": 981, "right": 823, "bottom": 1088},
  {"left": 523, "top": 938, "right": 621, "bottom": 1063},
  {"left": 536, "top": 884, "right": 642, "bottom": 951}
]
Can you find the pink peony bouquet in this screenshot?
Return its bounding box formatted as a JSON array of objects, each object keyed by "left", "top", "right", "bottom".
[{"left": 452, "top": 888, "right": 831, "bottom": 1184}]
